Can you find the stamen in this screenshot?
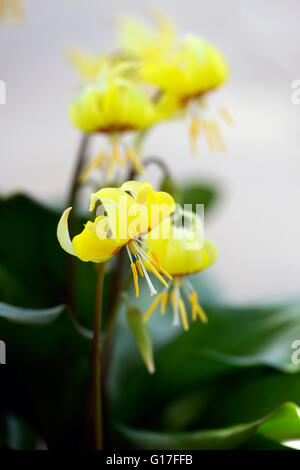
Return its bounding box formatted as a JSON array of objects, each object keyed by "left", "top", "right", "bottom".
[
  {"left": 151, "top": 250, "right": 160, "bottom": 266},
  {"left": 136, "top": 259, "right": 144, "bottom": 277},
  {"left": 188, "top": 291, "right": 198, "bottom": 321},
  {"left": 134, "top": 241, "right": 167, "bottom": 293},
  {"left": 143, "top": 293, "right": 163, "bottom": 322},
  {"left": 171, "top": 287, "right": 180, "bottom": 326},
  {"left": 106, "top": 153, "right": 115, "bottom": 176},
  {"left": 211, "top": 121, "right": 226, "bottom": 152},
  {"left": 203, "top": 120, "right": 217, "bottom": 152},
  {"left": 136, "top": 253, "right": 157, "bottom": 296},
  {"left": 79, "top": 151, "right": 106, "bottom": 183},
  {"left": 178, "top": 298, "right": 189, "bottom": 331},
  {"left": 196, "top": 304, "right": 208, "bottom": 323},
  {"left": 219, "top": 108, "right": 235, "bottom": 126},
  {"left": 188, "top": 290, "right": 208, "bottom": 323},
  {"left": 161, "top": 291, "right": 169, "bottom": 315},
  {"left": 189, "top": 116, "right": 201, "bottom": 155},
  {"left": 130, "top": 262, "right": 139, "bottom": 298},
  {"left": 151, "top": 251, "right": 173, "bottom": 280},
  {"left": 112, "top": 145, "right": 126, "bottom": 167},
  {"left": 148, "top": 262, "right": 168, "bottom": 287},
  {"left": 157, "top": 265, "right": 173, "bottom": 280},
  {"left": 125, "top": 147, "right": 145, "bottom": 175}
]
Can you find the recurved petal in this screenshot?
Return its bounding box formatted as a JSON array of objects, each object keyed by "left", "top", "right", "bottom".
[
  {"left": 57, "top": 207, "right": 75, "bottom": 256},
  {"left": 72, "top": 217, "right": 123, "bottom": 263},
  {"left": 120, "top": 180, "right": 144, "bottom": 196}
]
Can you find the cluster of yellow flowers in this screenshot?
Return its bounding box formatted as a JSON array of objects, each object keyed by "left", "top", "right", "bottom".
[
  {"left": 58, "top": 180, "right": 217, "bottom": 330},
  {"left": 68, "top": 11, "right": 233, "bottom": 181},
  {"left": 58, "top": 11, "right": 223, "bottom": 331}
]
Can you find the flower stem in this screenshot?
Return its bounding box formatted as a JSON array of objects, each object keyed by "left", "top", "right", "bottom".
[
  {"left": 91, "top": 262, "right": 105, "bottom": 450},
  {"left": 142, "top": 155, "right": 171, "bottom": 179},
  {"left": 66, "top": 133, "right": 90, "bottom": 315},
  {"left": 67, "top": 133, "right": 89, "bottom": 219}
]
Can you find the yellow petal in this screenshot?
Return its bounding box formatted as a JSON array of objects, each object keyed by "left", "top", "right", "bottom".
[
  {"left": 72, "top": 216, "right": 123, "bottom": 263},
  {"left": 146, "top": 218, "right": 217, "bottom": 276},
  {"left": 57, "top": 207, "right": 75, "bottom": 256}
]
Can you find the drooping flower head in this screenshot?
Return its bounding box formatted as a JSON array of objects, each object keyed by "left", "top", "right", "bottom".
[
  {"left": 142, "top": 209, "right": 217, "bottom": 330},
  {"left": 57, "top": 181, "right": 175, "bottom": 297},
  {"left": 69, "top": 64, "right": 170, "bottom": 179},
  {"left": 119, "top": 12, "right": 234, "bottom": 154}
]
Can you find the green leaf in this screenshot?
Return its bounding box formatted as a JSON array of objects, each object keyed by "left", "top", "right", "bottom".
[
  {"left": 180, "top": 182, "right": 219, "bottom": 212},
  {"left": 0, "top": 301, "right": 63, "bottom": 324},
  {"left": 114, "top": 302, "right": 300, "bottom": 425},
  {"left": 0, "top": 193, "right": 111, "bottom": 328},
  {"left": 127, "top": 305, "right": 155, "bottom": 374},
  {"left": 210, "top": 371, "right": 300, "bottom": 430},
  {"left": 2, "top": 414, "right": 39, "bottom": 450},
  {"left": 117, "top": 402, "right": 300, "bottom": 450},
  {"left": 0, "top": 301, "right": 91, "bottom": 448}
]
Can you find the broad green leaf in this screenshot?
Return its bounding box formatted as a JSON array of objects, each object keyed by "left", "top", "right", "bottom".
[
  {"left": 127, "top": 305, "right": 155, "bottom": 374},
  {"left": 117, "top": 402, "right": 300, "bottom": 450},
  {"left": 0, "top": 301, "right": 63, "bottom": 324},
  {"left": 211, "top": 372, "right": 300, "bottom": 430},
  {"left": 0, "top": 301, "right": 91, "bottom": 449},
  {"left": 114, "top": 303, "right": 300, "bottom": 424},
  {"left": 0, "top": 193, "right": 112, "bottom": 328},
  {"left": 180, "top": 182, "right": 219, "bottom": 213}
]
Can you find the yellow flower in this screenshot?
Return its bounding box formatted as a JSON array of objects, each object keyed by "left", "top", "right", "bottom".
[
  {"left": 119, "top": 12, "right": 234, "bottom": 154},
  {"left": 66, "top": 48, "right": 109, "bottom": 81},
  {"left": 118, "top": 9, "right": 176, "bottom": 63},
  {"left": 57, "top": 181, "right": 175, "bottom": 297},
  {"left": 142, "top": 211, "right": 217, "bottom": 330},
  {"left": 69, "top": 65, "right": 161, "bottom": 179}
]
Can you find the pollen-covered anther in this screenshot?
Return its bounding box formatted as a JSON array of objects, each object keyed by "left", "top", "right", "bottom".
[
  {"left": 219, "top": 107, "right": 235, "bottom": 126},
  {"left": 188, "top": 291, "right": 207, "bottom": 323},
  {"left": 147, "top": 261, "right": 168, "bottom": 287},
  {"left": 136, "top": 259, "right": 144, "bottom": 277},
  {"left": 130, "top": 262, "right": 139, "bottom": 298},
  {"left": 178, "top": 298, "right": 189, "bottom": 331},
  {"left": 189, "top": 116, "right": 201, "bottom": 154},
  {"left": 79, "top": 151, "right": 106, "bottom": 183},
  {"left": 112, "top": 144, "right": 126, "bottom": 167},
  {"left": 143, "top": 293, "right": 163, "bottom": 322},
  {"left": 151, "top": 251, "right": 173, "bottom": 280},
  {"left": 161, "top": 291, "right": 168, "bottom": 314}
]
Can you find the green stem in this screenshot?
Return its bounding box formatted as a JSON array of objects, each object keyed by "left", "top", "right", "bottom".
[
  {"left": 66, "top": 133, "right": 90, "bottom": 316},
  {"left": 91, "top": 262, "right": 105, "bottom": 450},
  {"left": 142, "top": 155, "right": 171, "bottom": 179},
  {"left": 67, "top": 133, "right": 89, "bottom": 221}
]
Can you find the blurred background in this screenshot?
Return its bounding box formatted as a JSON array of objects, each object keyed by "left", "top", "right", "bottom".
[{"left": 1, "top": 0, "right": 299, "bottom": 304}]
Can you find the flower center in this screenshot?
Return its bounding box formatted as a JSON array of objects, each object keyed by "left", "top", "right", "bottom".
[{"left": 126, "top": 238, "right": 171, "bottom": 297}]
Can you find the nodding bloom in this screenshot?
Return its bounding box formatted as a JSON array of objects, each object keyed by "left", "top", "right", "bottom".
[
  {"left": 119, "top": 12, "right": 234, "bottom": 154},
  {"left": 142, "top": 210, "right": 217, "bottom": 330},
  {"left": 69, "top": 65, "right": 162, "bottom": 179},
  {"left": 0, "top": 0, "right": 24, "bottom": 23},
  {"left": 57, "top": 181, "right": 175, "bottom": 297}
]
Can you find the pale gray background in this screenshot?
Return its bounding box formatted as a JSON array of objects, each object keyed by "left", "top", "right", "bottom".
[{"left": 1, "top": 0, "right": 300, "bottom": 303}]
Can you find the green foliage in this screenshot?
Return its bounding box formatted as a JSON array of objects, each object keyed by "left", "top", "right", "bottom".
[
  {"left": 0, "top": 192, "right": 300, "bottom": 450},
  {"left": 117, "top": 402, "right": 299, "bottom": 450},
  {"left": 127, "top": 304, "right": 155, "bottom": 374}
]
